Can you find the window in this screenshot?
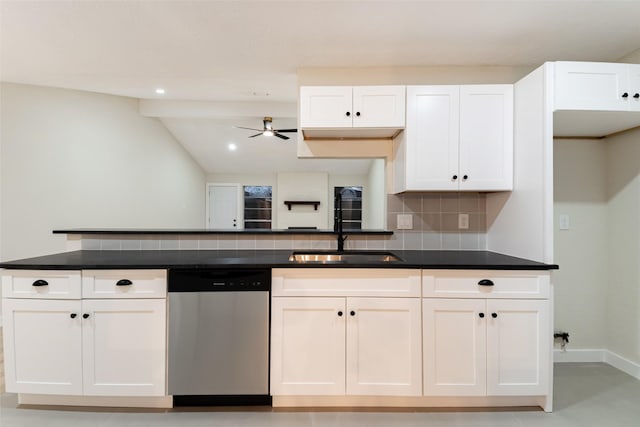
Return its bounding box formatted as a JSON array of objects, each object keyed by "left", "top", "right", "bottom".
[
  {"left": 335, "top": 186, "right": 362, "bottom": 230},
  {"left": 244, "top": 186, "right": 272, "bottom": 229}
]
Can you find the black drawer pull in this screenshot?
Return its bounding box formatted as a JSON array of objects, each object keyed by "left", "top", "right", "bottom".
[
  {"left": 478, "top": 279, "right": 495, "bottom": 287},
  {"left": 622, "top": 92, "right": 629, "bottom": 98},
  {"left": 491, "top": 313, "right": 498, "bottom": 319},
  {"left": 479, "top": 312, "right": 485, "bottom": 318},
  {"left": 32, "top": 279, "right": 49, "bottom": 287},
  {"left": 350, "top": 310, "right": 356, "bottom": 316},
  {"left": 116, "top": 279, "right": 133, "bottom": 286},
  {"left": 83, "top": 313, "right": 90, "bottom": 319},
  {"left": 337, "top": 311, "right": 343, "bottom": 317},
  {"left": 70, "top": 313, "right": 77, "bottom": 319}
]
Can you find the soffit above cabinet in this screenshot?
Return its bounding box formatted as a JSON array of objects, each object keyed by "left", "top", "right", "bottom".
[{"left": 553, "top": 110, "right": 640, "bottom": 138}]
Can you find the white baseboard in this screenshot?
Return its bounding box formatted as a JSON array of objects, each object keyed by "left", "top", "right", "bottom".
[
  {"left": 605, "top": 350, "right": 640, "bottom": 380},
  {"left": 554, "top": 348, "right": 640, "bottom": 380}
]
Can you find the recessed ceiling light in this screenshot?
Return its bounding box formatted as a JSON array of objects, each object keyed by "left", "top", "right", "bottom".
[
  {"left": 228, "top": 143, "right": 237, "bottom": 151},
  {"left": 155, "top": 88, "right": 165, "bottom": 95}
]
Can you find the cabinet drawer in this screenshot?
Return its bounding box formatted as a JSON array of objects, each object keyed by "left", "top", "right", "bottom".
[
  {"left": 422, "top": 270, "right": 550, "bottom": 299},
  {"left": 82, "top": 270, "right": 167, "bottom": 299},
  {"left": 272, "top": 269, "right": 421, "bottom": 297},
  {"left": 2, "top": 270, "right": 81, "bottom": 299}
]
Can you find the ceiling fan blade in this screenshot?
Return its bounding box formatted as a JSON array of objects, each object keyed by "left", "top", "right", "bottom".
[
  {"left": 235, "top": 126, "right": 262, "bottom": 131},
  {"left": 248, "top": 133, "right": 263, "bottom": 138},
  {"left": 274, "top": 132, "right": 290, "bottom": 140},
  {"left": 275, "top": 128, "right": 297, "bottom": 133}
]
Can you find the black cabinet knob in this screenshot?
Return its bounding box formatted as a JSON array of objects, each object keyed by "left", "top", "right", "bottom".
[
  {"left": 70, "top": 313, "right": 77, "bottom": 319},
  {"left": 346, "top": 111, "right": 351, "bottom": 117},
  {"left": 634, "top": 93, "right": 640, "bottom": 99},
  {"left": 350, "top": 310, "right": 356, "bottom": 316},
  {"left": 622, "top": 92, "right": 629, "bottom": 98},
  {"left": 479, "top": 312, "right": 485, "bottom": 318},
  {"left": 82, "top": 313, "right": 90, "bottom": 319},
  {"left": 32, "top": 279, "right": 49, "bottom": 287},
  {"left": 116, "top": 279, "right": 133, "bottom": 286},
  {"left": 491, "top": 313, "right": 498, "bottom": 319},
  {"left": 355, "top": 112, "right": 361, "bottom": 117},
  {"left": 337, "top": 311, "right": 343, "bottom": 317},
  {"left": 452, "top": 175, "right": 458, "bottom": 180},
  {"left": 463, "top": 175, "right": 468, "bottom": 180},
  {"left": 478, "top": 279, "right": 495, "bottom": 287}
]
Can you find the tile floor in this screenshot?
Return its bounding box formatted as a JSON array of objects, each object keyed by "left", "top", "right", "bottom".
[{"left": 1, "top": 363, "right": 639, "bottom": 427}]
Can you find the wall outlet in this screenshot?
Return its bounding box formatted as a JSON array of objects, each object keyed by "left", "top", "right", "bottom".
[
  {"left": 397, "top": 214, "right": 413, "bottom": 230},
  {"left": 458, "top": 213, "right": 469, "bottom": 229},
  {"left": 559, "top": 214, "right": 570, "bottom": 230}
]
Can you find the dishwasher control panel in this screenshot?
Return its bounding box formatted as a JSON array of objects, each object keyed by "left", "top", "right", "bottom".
[{"left": 168, "top": 268, "right": 271, "bottom": 292}]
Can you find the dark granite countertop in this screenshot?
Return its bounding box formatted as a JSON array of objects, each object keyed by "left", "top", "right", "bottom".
[
  {"left": 0, "top": 250, "right": 558, "bottom": 270},
  {"left": 52, "top": 228, "right": 393, "bottom": 235}
]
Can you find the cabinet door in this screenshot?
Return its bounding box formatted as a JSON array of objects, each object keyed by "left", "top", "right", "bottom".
[
  {"left": 555, "top": 62, "right": 628, "bottom": 111},
  {"left": 423, "top": 298, "right": 486, "bottom": 396},
  {"left": 404, "top": 85, "right": 460, "bottom": 191},
  {"left": 346, "top": 297, "right": 422, "bottom": 396},
  {"left": 459, "top": 85, "right": 513, "bottom": 191},
  {"left": 299, "top": 86, "right": 353, "bottom": 128},
  {"left": 352, "top": 86, "right": 405, "bottom": 128},
  {"left": 2, "top": 298, "right": 82, "bottom": 394},
  {"left": 82, "top": 299, "right": 166, "bottom": 396},
  {"left": 271, "top": 297, "right": 346, "bottom": 395},
  {"left": 486, "top": 299, "right": 549, "bottom": 396},
  {"left": 628, "top": 64, "right": 640, "bottom": 112}
]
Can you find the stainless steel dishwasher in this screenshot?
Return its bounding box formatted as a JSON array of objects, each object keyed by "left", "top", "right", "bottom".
[{"left": 168, "top": 268, "right": 271, "bottom": 406}]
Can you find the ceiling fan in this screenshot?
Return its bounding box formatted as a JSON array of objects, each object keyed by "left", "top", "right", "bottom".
[{"left": 236, "top": 116, "right": 297, "bottom": 140}]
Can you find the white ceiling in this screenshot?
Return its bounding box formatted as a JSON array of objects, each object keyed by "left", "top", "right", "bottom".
[{"left": 2, "top": 1, "right": 639, "bottom": 174}]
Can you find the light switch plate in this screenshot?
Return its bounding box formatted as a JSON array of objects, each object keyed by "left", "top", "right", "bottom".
[
  {"left": 458, "top": 214, "right": 469, "bottom": 229},
  {"left": 397, "top": 214, "right": 413, "bottom": 230},
  {"left": 559, "top": 214, "right": 570, "bottom": 230}
]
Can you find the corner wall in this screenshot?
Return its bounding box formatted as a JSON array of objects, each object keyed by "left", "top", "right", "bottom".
[
  {"left": 606, "top": 127, "right": 640, "bottom": 365},
  {"left": 553, "top": 139, "right": 608, "bottom": 351},
  {"left": 0, "top": 83, "right": 206, "bottom": 261}
]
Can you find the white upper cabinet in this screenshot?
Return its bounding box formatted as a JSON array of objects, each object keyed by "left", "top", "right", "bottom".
[
  {"left": 553, "top": 62, "right": 640, "bottom": 137},
  {"left": 299, "top": 85, "right": 405, "bottom": 139},
  {"left": 299, "top": 86, "right": 353, "bottom": 128},
  {"left": 555, "top": 62, "right": 640, "bottom": 111},
  {"left": 351, "top": 86, "right": 406, "bottom": 128},
  {"left": 394, "top": 84, "right": 513, "bottom": 192}
]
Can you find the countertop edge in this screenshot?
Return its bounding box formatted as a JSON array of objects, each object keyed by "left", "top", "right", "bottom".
[{"left": 0, "top": 250, "right": 559, "bottom": 271}]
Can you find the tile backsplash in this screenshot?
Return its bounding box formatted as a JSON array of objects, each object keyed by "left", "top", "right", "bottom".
[{"left": 79, "top": 193, "right": 488, "bottom": 251}]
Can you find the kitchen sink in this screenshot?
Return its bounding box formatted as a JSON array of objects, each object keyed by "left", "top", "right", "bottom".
[{"left": 289, "top": 251, "right": 403, "bottom": 264}]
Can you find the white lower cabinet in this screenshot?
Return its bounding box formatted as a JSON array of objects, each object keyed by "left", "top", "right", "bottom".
[
  {"left": 272, "top": 296, "right": 421, "bottom": 396},
  {"left": 423, "top": 273, "right": 550, "bottom": 398},
  {"left": 271, "top": 297, "right": 346, "bottom": 395},
  {"left": 82, "top": 298, "right": 166, "bottom": 396},
  {"left": 270, "top": 269, "right": 422, "bottom": 397},
  {"left": 1, "top": 270, "right": 167, "bottom": 397},
  {"left": 2, "top": 298, "right": 83, "bottom": 395}
]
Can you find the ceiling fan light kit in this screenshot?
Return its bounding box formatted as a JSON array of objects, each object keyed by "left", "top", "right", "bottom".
[{"left": 236, "top": 116, "right": 297, "bottom": 140}]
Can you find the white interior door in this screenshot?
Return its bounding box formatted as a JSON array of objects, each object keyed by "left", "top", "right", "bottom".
[{"left": 207, "top": 183, "right": 243, "bottom": 229}]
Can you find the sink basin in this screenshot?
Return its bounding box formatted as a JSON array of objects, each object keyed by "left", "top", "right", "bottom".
[{"left": 289, "top": 251, "right": 403, "bottom": 263}]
